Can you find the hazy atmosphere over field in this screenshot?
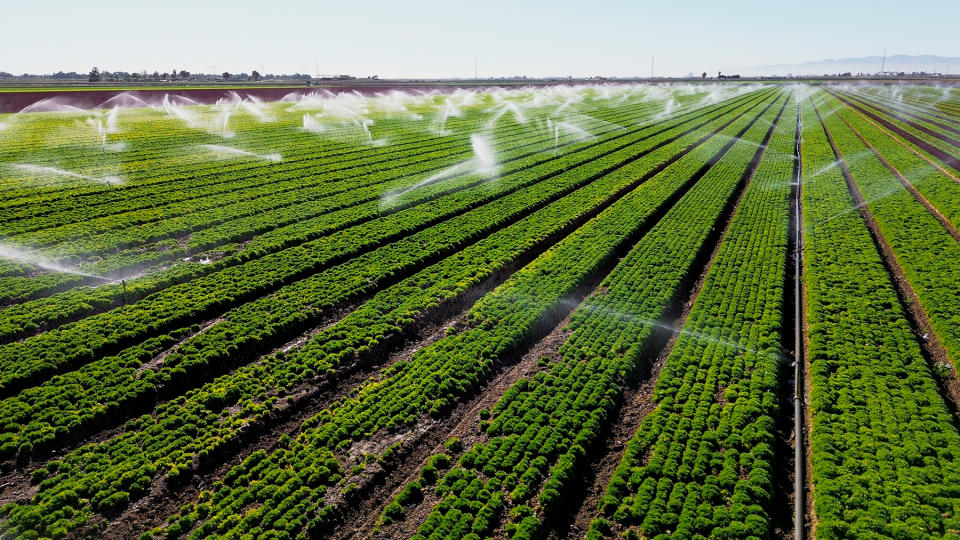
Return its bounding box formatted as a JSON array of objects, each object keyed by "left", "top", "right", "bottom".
[
  {"left": 5, "top": 0, "right": 960, "bottom": 533},
  {"left": 3, "top": 0, "right": 958, "bottom": 77}
]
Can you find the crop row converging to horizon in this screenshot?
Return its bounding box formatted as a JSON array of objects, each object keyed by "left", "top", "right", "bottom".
[{"left": 1, "top": 80, "right": 960, "bottom": 539}]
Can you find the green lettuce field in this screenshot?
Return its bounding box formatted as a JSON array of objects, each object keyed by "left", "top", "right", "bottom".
[{"left": 1, "top": 82, "right": 959, "bottom": 539}]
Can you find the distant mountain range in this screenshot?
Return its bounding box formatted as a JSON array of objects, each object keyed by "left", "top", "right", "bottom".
[{"left": 735, "top": 55, "right": 960, "bottom": 76}]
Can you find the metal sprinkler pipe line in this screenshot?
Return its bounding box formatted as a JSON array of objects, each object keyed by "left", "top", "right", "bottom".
[{"left": 793, "top": 99, "right": 805, "bottom": 540}]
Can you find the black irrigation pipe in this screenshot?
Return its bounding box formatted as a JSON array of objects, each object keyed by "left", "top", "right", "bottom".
[{"left": 792, "top": 98, "right": 805, "bottom": 540}]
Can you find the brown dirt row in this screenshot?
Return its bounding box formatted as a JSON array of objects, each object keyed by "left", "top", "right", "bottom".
[
  {"left": 136, "top": 316, "right": 225, "bottom": 374},
  {"left": 870, "top": 94, "right": 960, "bottom": 126},
  {"left": 836, "top": 110, "right": 960, "bottom": 243},
  {"left": 839, "top": 89, "right": 960, "bottom": 138},
  {"left": 794, "top": 97, "right": 959, "bottom": 186},
  {"left": 0, "top": 468, "right": 36, "bottom": 508},
  {"left": 823, "top": 88, "right": 960, "bottom": 174}
]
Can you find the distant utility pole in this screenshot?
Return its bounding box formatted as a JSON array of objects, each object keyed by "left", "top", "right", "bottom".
[
  {"left": 881, "top": 49, "right": 886, "bottom": 74},
  {"left": 651, "top": 56, "right": 655, "bottom": 78}
]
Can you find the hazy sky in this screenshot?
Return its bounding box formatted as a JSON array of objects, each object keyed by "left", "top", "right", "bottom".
[{"left": 3, "top": 0, "right": 957, "bottom": 78}]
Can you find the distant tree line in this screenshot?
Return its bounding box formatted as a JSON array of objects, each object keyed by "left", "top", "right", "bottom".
[
  {"left": 0, "top": 68, "right": 313, "bottom": 82},
  {"left": 86, "top": 67, "right": 312, "bottom": 82}
]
